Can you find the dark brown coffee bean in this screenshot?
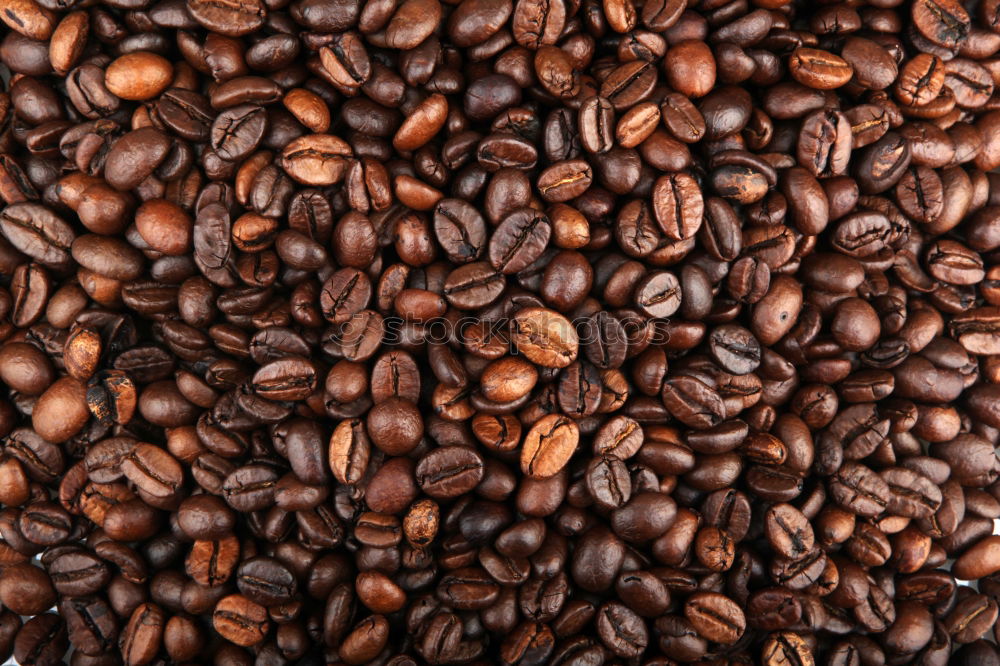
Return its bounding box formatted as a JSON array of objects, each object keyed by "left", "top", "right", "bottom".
[
  {"left": 661, "top": 375, "right": 725, "bottom": 429},
  {"left": 0, "top": 203, "right": 75, "bottom": 271},
  {"left": 830, "top": 463, "right": 890, "bottom": 517},
  {"left": 765, "top": 503, "right": 815, "bottom": 560},
  {"left": 652, "top": 173, "right": 703, "bottom": 240},
  {"left": 416, "top": 446, "right": 485, "bottom": 498},
  {"left": 434, "top": 198, "right": 487, "bottom": 264},
  {"left": 489, "top": 208, "right": 551, "bottom": 274},
  {"left": 684, "top": 592, "right": 745, "bottom": 644},
  {"left": 0, "top": 2, "right": 999, "bottom": 663},
  {"left": 537, "top": 160, "right": 593, "bottom": 204}
]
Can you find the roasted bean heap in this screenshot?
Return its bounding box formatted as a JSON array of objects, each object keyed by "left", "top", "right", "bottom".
[{"left": 1, "top": 0, "right": 1000, "bottom": 663}]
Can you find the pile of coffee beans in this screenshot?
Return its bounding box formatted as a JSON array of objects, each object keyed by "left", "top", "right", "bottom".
[{"left": 2, "top": 0, "right": 1000, "bottom": 662}]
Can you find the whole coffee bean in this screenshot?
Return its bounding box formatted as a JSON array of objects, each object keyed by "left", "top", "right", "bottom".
[
  {"left": 684, "top": 592, "right": 746, "bottom": 644},
  {"left": 339, "top": 614, "right": 389, "bottom": 664},
  {"left": 212, "top": 594, "right": 268, "bottom": 647},
  {"left": 611, "top": 492, "right": 677, "bottom": 542},
  {"left": 579, "top": 96, "right": 615, "bottom": 155},
  {"left": 103, "top": 128, "right": 172, "bottom": 192},
  {"left": 510, "top": 307, "right": 579, "bottom": 368},
  {"left": 789, "top": 48, "right": 854, "bottom": 89},
  {"left": 596, "top": 601, "right": 648, "bottom": 657},
  {"left": 953, "top": 536, "right": 1000, "bottom": 580},
  {"left": 366, "top": 397, "right": 423, "bottom": 455},
  {"left": 488, "top": 208, "right": 552, "bottom": 274},
  {"left": 0, "top": 342, "right": 54, "bottom": 395},
  {"left": 416, "top": 446, "right": 485, "bottom": 498},
  {"left": 119, "top": 602, "right": 164, "bottom": 666},
  {"left": 0, "top": 203, "right": 75, "bottom": 271},
  {"left": 104, "top": 52, "right": 173, "bottom": 101},
  {"left": 434, "top": 198, "right": 487, "bottom": 264},
  {"left": 0, "top": 0, "right": 999, "bottom": 662},
  {"left": 120, "top": 443, "right": 183, "bottom": 499},
  {"left": 521, "top": 414, "right": 579, "bottom": 479},
  {"left": 571, "top": 526, "right": 625, "bottom": 593},
  {"left": 0, "top": 563, "right": 56, "bottom": 616},
  {"left": 634, "top": 271, "right": 681, "bottom": 318},
  {"left": 765, "top": 503, "right": 815, "bottom": 560},
  {"left": 661, "top": 375, "right": 725, "bottom": 429},
  {"left": 14, "top": 614, "right": 67, "bottom": 666},
  {"left": 236, "top": 556, "right": 296, "bottom": 606},
  {"left": 33, "top": 376, "right": 89, "bottom": 443},
  {"left": 763, "top": 632, "right": 814, "bottom": 666},
  {"left": 652, "top": 173, "right": 703, "bottom": 240},
  {"left": 708, "top": 324, "right": 761, "bottom": 375},
  {"left": 48, "top": 550, "right": 110, "bottom": 598}
]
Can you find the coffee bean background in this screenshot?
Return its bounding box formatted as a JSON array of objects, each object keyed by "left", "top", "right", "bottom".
[{"left": 0, "top": 0, "right": 1000, "bottom": 663}]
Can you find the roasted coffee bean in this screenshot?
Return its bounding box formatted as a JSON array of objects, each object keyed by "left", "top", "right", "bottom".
[
  {"left": 596, "top": 601, "right": 648, "bottom": 657},
  {"left": 789, "top": 48, "right": 854, "bottom": 90},
  {"left": 0, "top": 1, "right": 998, "bottom": 662},
  {"left": 765, "top": 503, "right": 815, "bottom": 560},
  {"left": 521, "top": 414, "right": 580, "bottom": 479},
  {"left": 652, "top": 173, "right": 703, "bottom": 240},
  {"left": 434, "top": 198, "right": 486, "bottom": 264},
  {"left": 510, "top": 307, "right": 579, "bottom": 368},
  {"left": 416, "top": 446, "right": 485, "bottom": 498},
  {"left": 212, "top": 594, "right": 268, "bottom": 647},
  {"left": 48, "top": 550, "right": 110, "bottom": 598},
  {"left": 684, "top": 592, "right": 746, "bottom": 644},
  {"left": 236, "top": 557, "right": 296, "bottom": 607},
  {"left": 489, "top": 208, "right": 551, "bottom": 274}
]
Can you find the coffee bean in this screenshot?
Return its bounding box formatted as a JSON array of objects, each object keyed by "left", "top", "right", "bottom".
[
  {"left": 212, "top": 594, "right": 268, "bottom": 647},
  {"left": 320, "top": 267, "right": 372, "bottom": 323},
  {"left": 596, "top": 601, "right": 648, "bottom": 657},
  {"left": 912, "top": 0, "right": 971, "bottom": 50},
  {"left": 0, "top": 202, "right": 75, "bottom": 271},
  {"left": 510, "top": 307, "right": 579, "bottom": 368},
  {"left": 763, "top": 632, "right": 814, "bottom": 666},
  {"left": 708, "top": 324, "right": 761, "bottom": 375},
  {"left": 830, "top": 462, "right": 890, "bottom": 517},
  {"left": 187, "top": 0, "right": 266, "bottom": 36},
  {"left": 764, "top": 503, "right": 815, "bottom": 560},
  {"left": 236, "top": 556, "right": 297, "bottom": 606},
  {"left": 537, "top": 160, "right": 593, "bottom": 203},
  {"left": 634, "top": 271, "right": 681, "bottom": 318},
  {"left": 120, "top": 603, "right": 164, "bottom": 666},
  {"left": 434, "top": 198, "right": 487, "bottom": 264},
  {"left": 661, "top": 375, "right": 725, "bottom": 429},
  {"left": 328, "top": 418, "right": 370, "bottom": 486},
  {"left": 0, "top": 1, "right": 999, "bottom": 662},
  {"left": 48, "top": 550, "right": 110, "bottom": 598},
  {"left": 416, "top": 446, "right": 485, "bottom": 498},
  {"left": 684, "top": 592, "right": 746, "bottom": 644},
  {"left": 104, "top": 52, "right": 173, "bottom": 101},
  {"left": 14, "top": 613, "right": 67, "bottom": 666},
  {"left": 279, "top": 134, "right": 351, "bottom": 187},
  {"left": 652, "top": 172, "right": 703, "bottom": 240},
  {"left": 521, "top": 414, "right": 580, "bottom": 479},
  {"left": 789, "top": 48, "right": 854, "bottom": 89},
  {"left": 0, "top": 563, "right": 56, "bottom": 616},
  {"left": 579, "top": 96, "right": 615, "bottom": 155},
  {"left": 585, "top": 455, "right": 632, "bottom": 510}
]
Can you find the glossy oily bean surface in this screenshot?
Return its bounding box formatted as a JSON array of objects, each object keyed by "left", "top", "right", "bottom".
[{"left": 0, "top": 0, "right": 998, "bottom": 663}]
